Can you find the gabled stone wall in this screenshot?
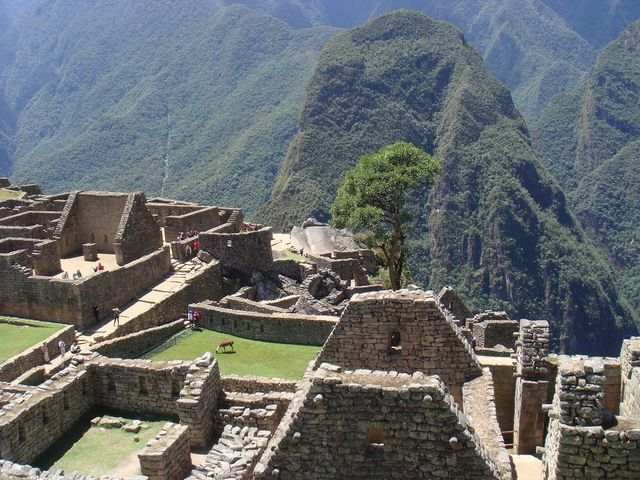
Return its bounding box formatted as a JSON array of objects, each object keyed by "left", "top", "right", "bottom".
[
  {"left": 114, "top": 192, "right": 163, "bottom": 265},
  {"left": 253, "top": 364, "right": 500, "bottom": 479},
  {"left": 316, "top": 290, "right": 482, "bottom": 402}
]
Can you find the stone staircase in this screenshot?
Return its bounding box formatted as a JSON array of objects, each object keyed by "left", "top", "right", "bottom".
[{"left": 189, "top": 425, "right": 271, "bottom": 480}]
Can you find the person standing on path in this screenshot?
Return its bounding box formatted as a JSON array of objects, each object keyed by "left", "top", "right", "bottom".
[
  {"left": 58, "top": 340, "right": 66, "bottom": 358},
  {"left": 112, "top": 307, "right": 121, "bottom": 326},
  {"left": 92, "top": 304, "right": 100, "bottom": 323},
  {"left": 42, "top": 342, "right": 50, "bottom": 363}
]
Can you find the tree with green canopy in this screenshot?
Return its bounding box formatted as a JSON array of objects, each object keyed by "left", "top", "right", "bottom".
[{"left": 329, "top": 142, "right": 441, "bottom": 290}]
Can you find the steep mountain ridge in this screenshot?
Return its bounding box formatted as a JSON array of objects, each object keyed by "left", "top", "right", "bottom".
[
  {"left": 533, "top": 20, "right": 640, "bottom": 311},
  {"left": 262, "top": 10, "right": 638, "bottom": 355},
  {"left": 227, "top": 0, "right": 620, "bottom": 122}
]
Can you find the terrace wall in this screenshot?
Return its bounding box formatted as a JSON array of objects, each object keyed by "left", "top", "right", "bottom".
[
  {"left": 0, "top": 247, "right": 171, "bottom": 329},
  {"left": 92, "top": 320, "right": 184, "bottom": 358},
  {"left": 0, "top": 324, "right": 76, "bottom": 382},
  {"left": 164, "top": 206, "right": 220, "bottom": 242},
  {"left": 0, "top": 368, "right": 93, "bottom": 464},
  {"left": 138, "top": 423, "right": 192, "bottom": 480},
  {"left": 194, "top": 302, "right": 336, "bottom": 346},
  {"left": 89, "top": 358, "right": 191, "bottom": 416}
]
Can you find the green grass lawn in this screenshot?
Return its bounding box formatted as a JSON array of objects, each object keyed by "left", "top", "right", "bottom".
[
  {"left": 38, "top": 414, "right": 166, "bottom": 477},
  {"left": 151, "top": 330, "right": 320, "bottom": 380},
  {"left": 0, "top": 318, "right": 64, "bottom": 364}
]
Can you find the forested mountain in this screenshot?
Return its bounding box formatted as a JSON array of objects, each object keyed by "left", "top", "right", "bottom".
[
  {"left": 1, "top": 0, "right": 335, "bottom": 213},
  {"left": 261, "top": 10, "right": 638, "bottom": 355},
  {"left": 533, "top": 21, "right": 640, "bottom": 311},
  {"left": 228, "top": 0, "right": 639, "bottom": 122}
]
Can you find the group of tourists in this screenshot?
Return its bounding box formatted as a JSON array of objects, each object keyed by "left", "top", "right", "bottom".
[
  {"left": 92, "top": 262, "right": 105, "bottom": 273},
  {"left": 61, "top": 269, "right": 83, "bottom": 280},
  {"left": 44, "top": 340, "right": 81, "bottom": 362},
  {"left": 90, "top": 304, "right": 121, "bottom": 327},
  {"left": 186, "top": 308, "right": 202, "bottom": 330},
  {"left": 176, "top": 230, "right": 199, "bottom": 241}
]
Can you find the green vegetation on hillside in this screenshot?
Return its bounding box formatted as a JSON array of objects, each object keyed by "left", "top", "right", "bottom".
[
  {"left": 150, "top": 330, "right": 319, "bottom": 380},
  {"left": 1, "top": 0, "right": 336, "bottom": 214},
  {"left": 0, "top": 318, "right": 63, "bottom": 363},
  {"left": 533, "top": 21, "right": 640, "bottom": 312},
  {"left": 262, "top": 10, "right": 638, "bottom": 355}
]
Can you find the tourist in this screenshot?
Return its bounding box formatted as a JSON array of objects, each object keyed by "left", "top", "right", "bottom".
[
  {"left": 61, "top": 271, "right": 69, "bottom": 279},
  {"left": 193, "top": 240, "right": 199, "bottom": 252},
  {"left": 98, "top": 262, "right": 104, "bottom": 271},
  {"left": 70, "top": 343, "right": 81, "bottom": 354},
  {"left": 92, "top": 265, "right": 98, "bottom": 273},
  {"left": 92, "top": 304, "right": 100, "bottom": 323},
  {"left": 187, "top": 308, "right": 193, "bottom": 323},
  {"left": 42, "top": 342, "right": 50, "bottom": 363},
  {"left": 58, "top": 339, "right": 66, "bottom": 358},
  {"left": 112, "top": 307, "right": 121, "bottom": 326},
  {"left": 75, "top": 269, "right": 82, "bottom": 278},
  {"left": 185, "top": 244, "right": 192, "bottom": 257}
]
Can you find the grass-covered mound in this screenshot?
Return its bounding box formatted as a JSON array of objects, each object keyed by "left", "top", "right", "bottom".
[
  {"left": 0, "top": 318, "right": 63, "bottom": 364},
  {"left": 150, "top": 330, "right": 319, "bottom": 380}
]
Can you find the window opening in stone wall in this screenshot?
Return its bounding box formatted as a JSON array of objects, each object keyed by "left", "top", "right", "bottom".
[
  {"left": 74, "top": 234, "right": 78, "bottom": 242},
  {"left": 257, "top": 237, "right": 263, "bottom": 246},
  {"left": 91, "top": 233, "right": 95, "bottom": 243},
  {"left": 221, "top": 317, "right": 225, "bottom": 326},
  {"left": 81, "top": 379, "right": 88, "bottom": 396},
  {"left": 260, "top": 323, "right": 264, "bottom": 333},
  {"left": 389, "top": 331, "right": 402, "bottom": 354},
  {"left": 234, "top": 319, "right": 238, "bottom": 329},
  {"left": 366, "top": 427, "right": 384, "bottom": 458},
  {"left": 18, "top": 424, "right": 26, "bottom": 444},
  {"left": 63, "top": 392, "right": 69, "bottom": 411},
  {"left": 139, "top": 377, "right": 148, "bottom": 395},
  {"left": 104, "top": 234, "right": 108, "bottom": 243},
  {"left": 172, "top": 377, "right": 181, "bottom": 398},
  {"left": 107, "top": 373, "right": 116, "bottom": 392},
  {"left": 42, "top": 407, "right": 49, "bottom": 426},
  {"left": 66, "top": 237, "right": 69, "bottom": 246},
  {"left": 246, "top": 322, "right": 251, "bottom": 331}
]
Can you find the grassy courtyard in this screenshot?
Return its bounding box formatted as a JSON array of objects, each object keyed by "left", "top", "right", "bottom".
[
  {"left": 150, "top": 330, "right": 320, "bottom": 380},
  {"left": 37, "top": 413, "right": 166, "bottom": 477},
  {"left": 0, "top": 188, "right": 23, "bottom": 200},
  {"left": 0, "top": 318, "right": 64, "bottom": 364}
]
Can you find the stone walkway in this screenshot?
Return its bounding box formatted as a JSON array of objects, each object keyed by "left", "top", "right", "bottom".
[{"left": 76, "top": 259, "right": 203, "bottom": 346}]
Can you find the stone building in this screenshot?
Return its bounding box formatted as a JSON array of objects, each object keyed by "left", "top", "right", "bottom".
[{"left": 1, "top": 178, "right": 639, "bottom": 480}]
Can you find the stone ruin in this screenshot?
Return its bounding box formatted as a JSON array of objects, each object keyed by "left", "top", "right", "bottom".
[{"left": 0, "top": 178, "right": 638, "bottom": 480}]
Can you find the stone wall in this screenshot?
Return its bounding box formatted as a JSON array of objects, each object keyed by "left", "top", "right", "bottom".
[
  {"left": 437, "top": 287, "right": 471, "bottom": 325},
  {"left": 543, "top": 356, "right": 640, "bottom": 479},
  {"left": 253, "top": 364, "right": 501, "bottom": 479},
  {"left": 316, "top": 290, "right": 482, "bottom": 403},
  {"left": 146, "top": 202, "right": 203, "bottom": 227},
  {"left": 473, "top": 320, "right": 518, "bottom": 349},
  {"left": 56, "top": 192, "right": 127, "bottom": 256},
  {"left": 481, "top": 358, "right": 516, "bottom": 434},
  {"left": 164, "top": 207, "right": 220, "bottom": 242},
  {"left": 0, "top": 367, "right": 93, "bottom": 464},
  {"left": 0, "top": 324, "right": 75, "bottom": 382},
  {"left": 0, "top": 246, "right": 171, "bottom": 328},
  {"left": 176, "top": 353, "right": 222, "bottom": 448},
  {"left": 89, "top": 358, "right": 191, "bottom": 416},
  {"left": 199, "top": 226, "right": 273, "bottom": 273},
  {"left": 621, "top": 338, "right": 640, "bottom": 417},
  {"left": 513, "top": 320, "right": 552, "bottom": 454},
  {"left": 195, "top": 302, "right": 335, "bottom": 346},
  {"left": 92, "top": 320, "right": 184, "bottom": 358},
  {"left": 221, "top": 375, "right": 298, "bottom": 394},
  {"left": 138, "top": 422, "right": 192, "bottom": 480},
  {"left": 113, "top": 192, "right": 163, "bottom": 265}
]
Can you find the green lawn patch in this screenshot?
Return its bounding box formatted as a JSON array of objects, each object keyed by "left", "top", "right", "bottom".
[
  {"left": 0, "top": 189, "right": 23, "bottom": 200},
  {"left": 150, "top": 330, "right": 320, "bottom": 380},
  {"left": 36, "top": 413, "right": 166, "bottom": 477},
  {"left": 0, "top": 318, "right": 64, "bottom": 364}
]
